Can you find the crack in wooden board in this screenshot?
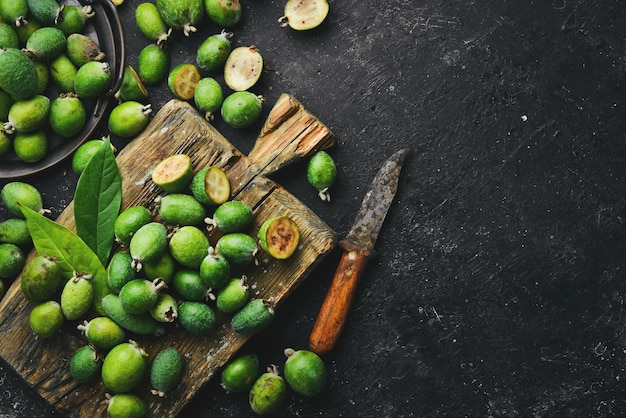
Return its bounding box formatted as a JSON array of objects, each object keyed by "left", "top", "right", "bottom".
[{"left": 0, "top": 94, "right": 337, "bottom": 417}]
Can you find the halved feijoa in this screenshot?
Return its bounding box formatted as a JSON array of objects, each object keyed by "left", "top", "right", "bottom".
[
  {"left": 223, "top": 45, "right": 263, "bottom": 92},
  {"left": 151, "top": 154, "right": 193, "bottom": 193},
  {"left": 258, "top": 216, "right": 300, "bottom": 259},
  {"left": 167, "top": 63, "right": 200, "bottom": 100},
  {"left": 279, "top": 0, "right": 329, "bottom": 31},
  {"left": 204, "top": 166, "right": 230, "bottom": 205}
]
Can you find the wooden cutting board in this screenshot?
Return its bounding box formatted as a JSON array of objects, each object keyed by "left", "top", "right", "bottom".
[{"left": 0, "top": 94, "right": 337, "bottom": 417}]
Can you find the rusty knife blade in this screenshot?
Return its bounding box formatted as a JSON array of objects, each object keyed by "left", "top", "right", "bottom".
[{"left": 344, "top": 148, "right": 409, "bottom": 251}]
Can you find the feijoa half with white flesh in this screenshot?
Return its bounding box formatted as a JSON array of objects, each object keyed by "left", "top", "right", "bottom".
[
  {"left": 152, "top": 154, "right": 193, "bottom": 193},
  {"left": 279, "top": 0, "right": 329, "bottom": 31},
  {"left": 223, "top": 45, "right": 263, "bottom": 92},
  {"left": 204, "top": 166, "right": 231, "bottom": 205}
]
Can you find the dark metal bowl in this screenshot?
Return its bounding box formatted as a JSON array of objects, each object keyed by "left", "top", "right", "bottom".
[{"left": 0, "top": 0, "right": 125, "bottom": 179}]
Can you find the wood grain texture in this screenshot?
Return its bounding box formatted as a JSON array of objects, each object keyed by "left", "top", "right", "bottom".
[{"left": 0, "top": 94, "right": 337, "bottom": 417}]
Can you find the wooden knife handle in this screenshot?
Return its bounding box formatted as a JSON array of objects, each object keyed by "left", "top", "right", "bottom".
[{"left": 309, "top": 240, "right": 373, "bottom": 355}]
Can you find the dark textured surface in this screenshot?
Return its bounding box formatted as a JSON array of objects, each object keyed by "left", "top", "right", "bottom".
[{"left": 2, "top": 0, "right": 626, "bottom": 416}]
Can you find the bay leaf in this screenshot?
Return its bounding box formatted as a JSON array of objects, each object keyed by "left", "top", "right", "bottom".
[
  {"left": 22, "top": 205, "right": 110, "bottom": 315},
  {"left": 74, "top": 136, "right": 122, "bottom": 265}
]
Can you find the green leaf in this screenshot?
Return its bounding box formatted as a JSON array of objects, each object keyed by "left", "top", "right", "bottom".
[
  {"left": 21, "top": 205, "right": 110, "bottom": 315},
  {"left": 74, "top": 136, "right": 122, "bottom": 265}
]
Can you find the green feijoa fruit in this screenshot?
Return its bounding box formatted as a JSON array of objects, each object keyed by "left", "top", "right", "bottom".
[
  {"left": 106, "top": 393, "right": 148, "bottom": 418},
  {"left": 249, "top": 366, "right": 287, "bottom": 415},
  {"left": 29, "top": 300, "right": 64, "bottom": 338},
  {"left": 173, "top": 269, "right": 208, "bottom": 301},
  {"left": 0, "top": 89, "right": 14, "bottom": 121},
  {"left": 70, "top": 345, "right": 102, "bottom": 384},
  {"left": 279, "top": 0, "right": 330, "bottom": 31},
  {"left": 149, "top": 292, "right": 178, "bottom": 322},
  {"left": 60, "top": 273, "right": 94, "bottom": 320},
  {"left": 307, "top": 150, "right": 336, "bottom": 201},
  {"left": 6, "top": 94, "right": 50, "bottom": 133},
  {"left": 101, "top": 294, "right": 164, "bottom": 336},
  {"left": 23, "top": 27, "right": 66, "bottom": 61},
  {"left": 158, "top": 193, "right": 206, "bottom": 227},
  {"left": 231, "top": 298, "right": 274, "bottom": 336},
  {"left": 223, "top": 46, "right": 263, "bottom": 92},
  {"left": 199, "top": 249, "right": 230, "bottom": 289},
  {"left": 74, "top": 61, "right": 112, "bottom": 99},
  {"left": 216, "top": 276, "right": 249, "bottom": 313},
  {"left": 33, "top": 60, "right": 49, "bottom": 95},
  {"left": 155, "top": 0, "right": 205, "bottom": 36},
  {"left": 167, "top": 63, "right": 201, "bottom": 101},
  {"left": 135, "top": 2, "right": 171, "bottom": 46},
  {"left": 196, "top": 30, "right": 232, "bottom": 72},
  {"left": 0, "top": 48, "right": 38, "bottom": 101},
  {"left": 0, "top": 242, "right": 24, "bottom": 279},
  {"left": 151, "top": 154, "right": 193, "bottom": 193},
  {"left": 143, "top": 251, "right": 176, "bottom": 284},
  {"left": 220, "top": 353, "right": 259, "bottom": 393},
  {"left": 78, "top": 316, "right": 126, "bottom": 350},
  {"left": 20, "top": 254, "right": 62, "bottom": 302},
  {"left": 114, "top": 205, "right": 153, "bottom": 246},
  {"left": 115, "top": 65, "right": 148, "bottom": 103},
  {"left": 137, "top": 43, "right": 170, "bottom": 86},
  {"left": 206, "top": 200, "right": 253, "bottom": 233},
  {"left": 66, "top": 33, "right": 106, "bottom": 68},
  {"left": 216, "top": 232, "right": 258, "bottom": 266},
  {"left": 107, "top": 251, "right": 136, "bottom": 294},
  {"left": 0, "top": 0, "right": 28, "bottom": 26},
  {"left": 150, "top": 346, "right": 183, "bottom": 397},
  {"left": 221, "top": 91, "right": 263, "bottom": 129},
  {"left": 129, "top": 221, "right": 168, "bottom": 271},
  {"left": 119, "top": 278, "right": 166, "bottom": 314},
  {"left": 178, "top": 301, "right": 216, "bottom": 334},
  {"left": 193, "top": 77, "right": 223, "bottom": 120},
  {"left": 1, "top": 181, "right": 44, "bottom": 218},
  {"left": 50, "top": 54, "right": 78, "bottom": 93},
  {"left": 169, "top": 225, "right": 209, "bottom": 269},
  {"left": 27, "top": 0, "right": 62, "bottom": 25},
  {"left": 13, "top": 130, "right": 47, "bottom": 163},
  {"left": 72, "top": 138, "right": 113, "bottom": 175},
  {"left": 55, "top": 5, "right": 94, "bottom": 35},
  {"left": 283, "top": 348, "right": 327, "bottom": 396},
  {"left": 49, "top": 93, "right": 86, "bottom": 137},
  {"left": 205, "top": 0, "right": 242, "bottom": 27},
  {"left": 0, "top": 218, "right": 31, "bottom": 247},
  {"left": 258, "top": 216, "right": 300, "bottom": 260},
  {"left": 0, "top": 23, "right": 18, "bottom": 49},
  {"left": 108, "top": 101, "right": 152, "bottom": 138},
  {"left": 101, "top": 341, "right": 149, "bottom": 393}
]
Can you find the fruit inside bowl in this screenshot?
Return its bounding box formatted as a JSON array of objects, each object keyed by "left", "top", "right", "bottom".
[{"left": 0, "top": 0, "right": 125, "bottom": 179}]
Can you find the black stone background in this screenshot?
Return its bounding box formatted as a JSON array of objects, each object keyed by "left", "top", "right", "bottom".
[{"left": 2, "top": 0, "right": 626, "bottom": 416}]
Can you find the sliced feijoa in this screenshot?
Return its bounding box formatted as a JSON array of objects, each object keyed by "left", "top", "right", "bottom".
[
  {"left": 258, "top": 216, "right": 300, "bottom": 259},
  {"left": 223, "top": 45, "right": 263, "bottom": 92},
  {"left": 204, "top": 166, "right": 230, "bottom": 205},
  {"left": 167, "top": 63, "right": 201, "bottom": 101},
  {"left": 279, "top": 0, "right": 330, "bottom": 31},
  {"left": 152, "top": 154, "right": 193, "bottom": 193}
]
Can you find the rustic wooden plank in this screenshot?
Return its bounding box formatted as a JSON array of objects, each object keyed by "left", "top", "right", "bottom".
[{"left": 0, "top": 94, "right": 337, "bottom": 417}]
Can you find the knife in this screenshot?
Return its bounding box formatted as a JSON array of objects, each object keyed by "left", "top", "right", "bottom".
[{"left": 309, "top": 148, "right": 410, "bottom": 355}]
